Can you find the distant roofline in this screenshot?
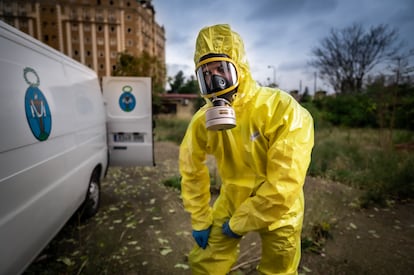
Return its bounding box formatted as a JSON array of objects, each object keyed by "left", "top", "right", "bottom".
[{"left": 160, "top": 93, "right": 199, "bottom": 99}]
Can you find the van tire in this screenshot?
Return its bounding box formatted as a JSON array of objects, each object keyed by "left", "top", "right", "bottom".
[{"left": 81, "top": 169, "right": 101, "bottom": 219}]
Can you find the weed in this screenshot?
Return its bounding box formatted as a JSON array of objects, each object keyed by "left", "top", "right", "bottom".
[
  {"left": 302, "top": 221, "right": 333, "bottom": 254},
  {"left": 162, "top": 176, "right": 181, "bottom": 190}
]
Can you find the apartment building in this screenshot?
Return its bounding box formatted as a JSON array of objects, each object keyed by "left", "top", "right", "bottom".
[{"left": 0, "top": 0, "right": 165, "bottom": 81}]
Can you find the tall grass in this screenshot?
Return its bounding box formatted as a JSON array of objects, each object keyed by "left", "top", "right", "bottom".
[
  {"left": 154, "top": 117, "right": 190, "bottom": 144},
  {"left": 309, "top": 127, "right": 414, "bottom": 205},
  {"left": 154, "top": 117, "right": 414, "bottom": 205}
]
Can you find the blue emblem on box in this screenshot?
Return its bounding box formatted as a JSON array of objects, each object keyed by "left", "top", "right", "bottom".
[
  {"left": 24, "top": 67, "right": 52, "bottom": 141},
  {"left": 119, "top": 85, "right": 136, "bottom": 112}
]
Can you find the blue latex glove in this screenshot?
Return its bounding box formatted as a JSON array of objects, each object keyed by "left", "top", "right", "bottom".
[
  {"left": 192, "top": 227, "right": 211, "bottom": 249},
  {"left": 222, "top": 221, "right": 242, "bottom": 238}
]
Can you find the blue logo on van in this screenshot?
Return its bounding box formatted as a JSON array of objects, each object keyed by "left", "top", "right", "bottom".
[
  {"left": 24, "top": 67, "right": 52, "bottom": 141},
  {"left": 119, "top": 85, "right": 136, "bottom": 112}
]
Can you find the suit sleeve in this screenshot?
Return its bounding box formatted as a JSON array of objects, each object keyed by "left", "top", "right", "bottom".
[{"left": 179, "top": 112, "right": 213, "bottom": 230}]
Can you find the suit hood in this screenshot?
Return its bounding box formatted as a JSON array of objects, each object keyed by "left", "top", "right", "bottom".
[{"left": 194, "top": 24, "right": 257, "bottom": 108}]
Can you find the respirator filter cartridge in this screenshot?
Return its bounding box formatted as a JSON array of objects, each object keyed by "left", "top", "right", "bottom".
[{"left": 205, "top": 105, "right": 236, "bottom": 131}]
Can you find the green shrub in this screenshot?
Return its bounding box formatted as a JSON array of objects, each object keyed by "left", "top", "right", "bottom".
[{"left": 312, "top": 94, "right": 377, "bottom": 128}]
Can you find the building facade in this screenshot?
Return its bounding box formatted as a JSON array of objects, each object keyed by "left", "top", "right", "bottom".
[{"left": 0, "top": 0, "right": 165, "bottom": 81}]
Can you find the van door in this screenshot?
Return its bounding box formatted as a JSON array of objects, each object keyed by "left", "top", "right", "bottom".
[{"left": 102, "top": 76, "right": 154, "bottom": 166}]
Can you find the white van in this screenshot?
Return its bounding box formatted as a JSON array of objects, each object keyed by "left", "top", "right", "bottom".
[{"left": 0, "top": 21, "right": 153, "bottom": 274}]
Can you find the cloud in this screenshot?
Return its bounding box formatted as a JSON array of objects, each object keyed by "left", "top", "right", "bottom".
[{"left": 153, "top": 0, "right": 414, "bottom": 92}]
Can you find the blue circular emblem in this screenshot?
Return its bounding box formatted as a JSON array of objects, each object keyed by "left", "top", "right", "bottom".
[
  {"left": 119, "top": 85, "right": 136, "bottom": 112},
  {"left": 24, "top": 67, "right": 52, "bottom": 141}
]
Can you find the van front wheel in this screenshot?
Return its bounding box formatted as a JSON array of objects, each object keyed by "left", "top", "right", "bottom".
[{"left": 81, "top": 169, "right": 100, "bottom": 219}]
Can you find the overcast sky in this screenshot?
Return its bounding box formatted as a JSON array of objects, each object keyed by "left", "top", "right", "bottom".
[{"left": 152, "top": 0, "right": 414, "bottom": 93}]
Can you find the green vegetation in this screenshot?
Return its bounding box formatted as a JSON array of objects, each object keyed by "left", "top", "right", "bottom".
[
  {"left": 302, "top": 221, "right": 332, "bottom": 254},
  {"left": 154, "top": 117, "right": 190, "bottom": 144},
  {"left": 162, "top": 176, "right": 182, "bottom": 190},
  {"left": 309, "top": 127, "right": 414, "bottom": 205},
  {"left": 155, "top": 113, "right": 414, "bottom": 207}
]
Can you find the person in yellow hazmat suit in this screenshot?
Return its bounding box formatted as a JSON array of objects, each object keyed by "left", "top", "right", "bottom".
[{"left": 179, "top": 24, "right": 314, "bottom": 275}]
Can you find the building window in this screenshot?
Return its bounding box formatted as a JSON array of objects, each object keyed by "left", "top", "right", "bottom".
[
  {"left": 127, "top": 40, "right": 133, "bottom": 46},
  {"left": 4, "top": 4, "right": 12, "bottom": 13},
  {"left": 70, "top": 9, "right": 77, "bottom": 18},
  {"left": 83, "top": 9, "right": 90, "bottom": 19},
  {"left": 109, "top": 12, "right": 116, "bottom": 22},
  {"left": 98, "top": 38, "right": 104, "bottom": 45},
  {"left": 96, "top": 10, "right": 103, "bottom": 21}
]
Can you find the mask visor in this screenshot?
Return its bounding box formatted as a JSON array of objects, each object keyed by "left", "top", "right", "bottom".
[{"left": 196, "top": 57, "right": 239, "bottom": 98}]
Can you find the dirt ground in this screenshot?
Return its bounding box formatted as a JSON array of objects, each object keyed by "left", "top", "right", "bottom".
[{"left": 25, "top": 141, "right": 414, "bottom": 275}]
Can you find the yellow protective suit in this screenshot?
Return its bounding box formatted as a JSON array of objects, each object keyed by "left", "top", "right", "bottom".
[{"left": 179, "top": 24, "right": 314, "bottom": 275}]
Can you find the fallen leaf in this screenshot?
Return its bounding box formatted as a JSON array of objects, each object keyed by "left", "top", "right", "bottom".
[
  {"left": 71, "top": 250, "right": 80, "bottom": 256},
  {"left": 160, "top": 247, "right": 173, "bottom": 256},
  {"left": 302, "top": 265, "right": 312, "bottom": 272},
  {"left": 174, "top": 263, "right": 190, "bottom": 270},
  {"left": 126, "top": 222, "right": 136, "bottom": 229},
  {"left": 158, "top": 238, "right": 169, "bottom": 245},
  {"left": 57, "top": 257, "right": 75, "bottom": 266}
]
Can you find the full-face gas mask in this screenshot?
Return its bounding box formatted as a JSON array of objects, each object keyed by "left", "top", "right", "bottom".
[{"left": 195, "top": 54, "right": 239, "bottom": 130}]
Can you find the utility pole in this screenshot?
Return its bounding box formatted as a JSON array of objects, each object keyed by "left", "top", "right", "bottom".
[{"left": 267, "top": 65, "right": 276, "bottom": 86}]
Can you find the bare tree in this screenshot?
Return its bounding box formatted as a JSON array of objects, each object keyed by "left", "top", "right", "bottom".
[
  {"left": 309, "top": 23, "right": 399, "bottom": 93},
  {"left": 389, "top": 48, "right": 414, "bottom": 85}
]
